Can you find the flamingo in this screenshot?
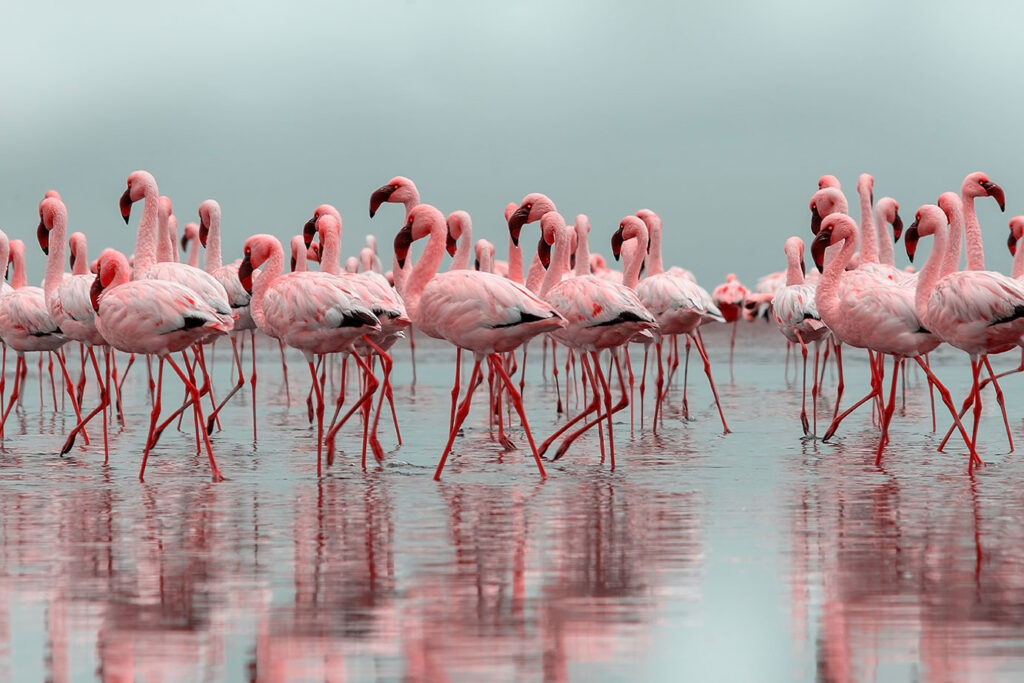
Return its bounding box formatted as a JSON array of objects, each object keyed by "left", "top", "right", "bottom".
[
  {"left": 631, "top": 209, "right": 728, "bottom": 429},
  {"left": 394, "top": 203, "right": 566, "bottom": 480},
  {"left": 90, "top": 248, "right": 231, "bottom": 481},
  {"left": 474, "top": 239, "right": 496, "bottom": 273},
  {"left": 904, "top": 199, "right": 1024, "bottom": 464},
  {"left": 711, "top": 273, "right": 749, "bottom": 379},
  {"left": 181, "top": 222, "right": 201, "bottom": 268},
  {"left": 770, "top": 236, "right": 830, "bottom": 435},
  {"left": 531, "top": 211, "right": 656, "bottom": 466},
  {"left": 446, "top": 210, "right": 473, "bottom": 271},
  {"left": 238, "top": 234, "right": 381, "bottom": 476},
  {"left": 37, "top": 196, "right": 111, "bottom": 458},
  {"left": 810, "top": 213, "right": 975, "bottom": 466},
  {"left": 196, "top": 199, "right": 259, "bottom": 439}
]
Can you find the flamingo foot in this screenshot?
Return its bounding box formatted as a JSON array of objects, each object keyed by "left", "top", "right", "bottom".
[{"left": 499, "top": 433, "right": 516, "bottom": 451}]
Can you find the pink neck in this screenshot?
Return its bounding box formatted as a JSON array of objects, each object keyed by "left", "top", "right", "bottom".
[
  {"left": 873, "top": 204, "right": 894, "bottom": 266},
  {"left": 319, "top": 222, "right": 342, "bottom": 276},
  {"left": 575, "top": 230, "right": 591, "bottom": 277},
  {"left": 858, "top": 184, "right": 878, "bottom": 264},
  {"left": 402, "top": 216, "right": 447, "bottom": 318},
  {"left": 623, "top": 233, "right": 648, "bottom": 289},
  {"left": 451, "top": 224, "right": 472, "bottom": 271},
  {"left": 70, "top": 235, "right": 89, "bottom": 275},
  {"left": 525, "top": 252, "right": 545, "bottom": 293},
  {"left": 960, "top": 190, "right": 985, "bottom": 270},
  {"left": 508, "top": 239, "right": 523, "bottom": 283},
  {"left": 205, "top": 217, "right": 222, "bottom": 273},
  {"left": 10, "top": 242, "right": 27, "bottom": 290},
  {"left": 914, "top": 221, "right": 948, "bottom": 327},
  {"left": 814, "top": 228, "right": 857, "bottom": 324},
  {"left": 944, "top": 201, "right": 965, "bottom": 276},
  {"left": 540, "top": 224, "right": 573, "bottom": 297},
  {"left": 43, "top": 209, "right": 68, "bottom": 300},
  {"left": 646, "top": 218, "right": 664, "bottom": 275},
  {"left": 785, "top": 248, "right": 804, "bottom": 286},
  {"left": 251, "top": 240, "right": 284, "bottom": 331},
  {"left": 132, "top": 185, "right": 160, "bottom": 274}
]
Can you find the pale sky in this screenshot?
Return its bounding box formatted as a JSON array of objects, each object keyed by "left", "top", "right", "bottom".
[{"left": 3, "top": 1, "right": 1023, "bottom": 288}]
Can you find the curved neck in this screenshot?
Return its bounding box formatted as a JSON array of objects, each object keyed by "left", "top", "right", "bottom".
[
  {"left": 319, "top": 223, "right": 342, "bottom": 276},
  {"left": 646, "top": 219, "right": 664, "bottom": 275},
  {"left": 858, "top": 185, "right": 878, "bottom": 264},
  {"left": 157, "top": 209, "right": 175, "bottom": 263},
  {"left": 575, "top": 231, "right": 591, "bottom": 277},
  {"left": 402, "top": 219, "right": 447, "bottom": 318},
  {"left": 44, "top": 211, "right": 68, "bottom": 300},
  {"left": 814, "top": 229, "right": 857, "bottom": 323},
  {"left": 874, "top": 205, "right": 894, "bottom": 266},
  {"left": 785, "top": 248, "right": 804, "bottom": 286},
  {"left": 205, "top": 216, "right": 223, "bottom": 272},
  {"left": 623, "top": 234, "right": 648, "bottom": 289},
  {"left": 525, "top": 252, "right": 545, "bottom": 293},
  {"left": 451, "top": 227, "right": 472, "bottom": 272},
  {"left": 944, "top": 202, "right": 965, "bottom": 276},
  {"left": 70, "top": 236, "right": 89, "bottom": 275},
  {"left": 915, "top": 223, "right": 948, "bottom": 327},
  {"left": 251, "top": 242, "right": 283, "bottom": 331},
  {"left": 508, "top": 239, "right": 523, "bottom": 284},
  {"left": 10, "top": 243, "right": 27, "bottom": 290},
  {"left": 540, "top": 226, "right": 573, "bottom": 297},
  {"left": 960, "top": 190, "right": 985, "bottom": 270},
  {"left": 132, "top": 185, "right": 160, "bottom": 274}
]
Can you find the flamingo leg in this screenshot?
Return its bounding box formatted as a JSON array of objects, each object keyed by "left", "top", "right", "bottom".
[
  {"left": 435, "top": 357, "right": 484, "bottom": 480},
  {"left": 59, "top": 347, "right": 108, "bottom": 457},
  {"left": 875, "top": 356, "right": 902, "bottom": 466},
  {"left": 910, "top": 356, "right": 982, "bottom": 469},
  {"left": 488, "top": 353, "right": 546, "bottom": 478},
  {"left": 694, "top": 329, "right": 730, "bottom": 434},
  {"left": 204, "top": 335, "right": 246, "bottom": 435},
  {"left": 249, "top": 330, "right": 258, "bottom": 442},
  {"left": 166, "top": 352, "right": 224, "bottom": 482},
  {"left": 139, "top": 356, "right": 165, "bottom": 480},
  {"left": 449, "top": 347, "right": 461, "bottom": 436}
]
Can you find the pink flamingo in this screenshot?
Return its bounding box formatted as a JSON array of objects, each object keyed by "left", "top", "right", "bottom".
[
  {"left": 771, "top": 236, "right": 830, "bottom": 435},
  {"left": 446, "top": 210, "right": 473, "bottom": 271},
  {"left": 905, "top": 198, "right": 1024, "bottom": 465},
  {"left": 90, "top": 248, "right": 231, "bottom": 481},
  {"left": 0, "top": 237, "right": 86, "bottom": 441},
  {"left": 195, "top": 199, "right": 260, "bottom": 438},
  {"left": 632, "top": 209, "right": 728, "bottom": 429},
  {"left": 810, "top": 212, "right": 974, "bottom": 466},
  {"left": 180, "top": 222, "right": 201, "bottom": 268},
  {"left": 394, "top": 203, "right": 566, "bottom": 480},
  {"left": 37, "top": 196, "right": 111, "bottom": 458},
  {"left": 711, "top": 273, "right": 749, "bottom": 379},
  {"left": 238, "top": 234, "right": 381, "bottom": 476},
  {"left": 474, "top": 239, "right": 496, "bottom": 273},
  {"left": 532, "top": 211, "right": 656, "bottom": 466}
]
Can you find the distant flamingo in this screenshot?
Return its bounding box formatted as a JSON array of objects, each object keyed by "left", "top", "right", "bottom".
[
  {"left": 446, "top": 210, "right": 473, "bottom": 271},
  {"left": 238, "top": 234, "right": 381, "bottom": 476},
  {"left": 181, "top": 222, "right": 201, "bottom": 267},
  {"left": 711, "top": 273, "right": 749, "bottom": 379},
  {"left": 811, "top": 212, "right": 974, "bottom": 466},
  {"left": 90, "top": 248, "right": 231, "bottom": 481},
  {"left": 394, "top": 203, "right": 566, "bottom": 480},
  {"left": 771, "top": 236, "right": 830, "bottom": 435},
  {"left": 474, "top": 239, "right": 496, "bottom": 273}
]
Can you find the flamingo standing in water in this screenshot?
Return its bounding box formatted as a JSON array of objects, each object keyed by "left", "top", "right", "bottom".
[
  {"left": 90, "top": 248, "right": 231, "bottom": 481},
  {"left": 37, "top": 196, "right": 111, "bottom": 458},
  {"left": 238, "top": 234, "right": 380, "bottom": 475},
  {"left": 905, "top": 196, "right": 1024, "bottom": 465},
  {"left": 771, "top": 236, "right": 830, "bottom": 436},
  {"left": 711, "top": 273, "right": 749, "bottom": 380},
  {"left": 394, "top": 204, "right": 565, "bottom": 480},
  {"left": 810, "top": 212, "right": 975, "bottom": 466}
]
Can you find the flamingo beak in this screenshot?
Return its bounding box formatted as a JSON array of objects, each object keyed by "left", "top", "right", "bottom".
[
  {"left": 445, "top": 225, "right": 458, "bottom": 257},
  {"left": 369, "top": 184, "right": 396, "bottom": 218},
  {"left": 238, "top": 252, "right": 254, "bottom": 294},
  {"left": 290, "top": 254, "right": 297, "bottom": 272},
  {"left": 308, "top": 243, "right": 321, "bottom": 263},
  {"left": 37, "top": 221, "right": 49, "bottom": 255},
  {"left": 1009, "top": 230, "right": 1018, "bottom": 257},
  {"left": 507, "top": 205, "right": 531, "bottom": 247},
  {"left": 119, "top": 188, "right": 133, "bottom": 224},
  {"left": 303, "top": 217, "right": 318, "bottom": 249},
  {"left": 981, "top": 180, "right": 1006, "bottom": 212},
  {"left": 810, "top": 227, "right": 833, "bottom": 273},
  {"left": 904, "top": 220, "right": 920, "bottom": 263},
  {"left": 810, "top": 205, "right": 822, "bottom": 236},
  {"left": 180, "top": 233, "right": 190, "bottom": 252},
  {"left": 394, "top": 222, "right": 413, "bottom": 269},
  {"left": 891, "top": 211, "right": 903, "bottom": 242},
  {"left": 800, "top": 256, "right": 806, "bottom": 277},
  {"left": 474, "top": 257, "right": 481, "bottom": 271},
  {"left": 199, "top": 216, "right": 210, "bottom": 248},
  {"left": 90, "top": 274, "right": 104, "bottom": 312},
  {"left": 538, "top": 236, "right": 552, "bottom": 268},
  {"left": 610, "top": 226, "right": 624, "bottom": 261},
  {"left": 69, "top": 250, "right": 77, "bottom": 271}
]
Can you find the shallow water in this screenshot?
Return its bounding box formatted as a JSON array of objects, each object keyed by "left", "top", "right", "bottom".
[{"left": 3, "top": 324, "right": 1024, "bottom": 681}]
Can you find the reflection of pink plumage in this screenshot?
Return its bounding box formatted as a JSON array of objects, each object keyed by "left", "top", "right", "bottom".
[{"left": 395, "top": 203, "right": 565, "bottom": 480}]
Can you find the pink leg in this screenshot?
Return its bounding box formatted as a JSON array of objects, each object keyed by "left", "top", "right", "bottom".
[
  {"left": 488, "top": 353, "right": 546, "bottom": 477},
  {"left": 911, "top": 356, "right": 981, "bottom": 469},
  {"left": 694, "top": 330, "right": 730, "bottom": 434},
  {"left": 139, "top": 356, "right": 164, "bottom": 481},
  {"left": 875, "top": 356, "right": 901, "bottom": 466},
  {"left": 435, "top": 358, "right": 484, "bottom": 480},
  {"left": 167, "top": 352, "right": 224, "bottom": 482}
]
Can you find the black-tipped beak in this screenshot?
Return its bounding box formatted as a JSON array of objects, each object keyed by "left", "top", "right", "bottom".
[
  {"left": 238, "top": 252, "right": 254, "bottom": 294},
  {"left": 538, "top": 235, "right": 552, "bottom": 269},
  {"left": 37, "top": 221, "right": 49, "bottom": 255},
  {"left": 119, "top": 188, "right": 133, "bottom": 224},
  {"left": 445, "top": 225, "right": 458, "bottom": 257},
  {"left": 507, "top": 205, "right": 530, "bottom": 247},
  {"left": 369, "top": 185, "right": 396, "bottom": 218},
  {"left": 810, "top": 205, "right": 822, "bottom": 236},
  {"left": 394, "top": 222, "right": 413, "bottom": 269},
  {"left": 180, "top": 233, "right": 190, "bottom": 252},
  {"left": 610, "top": 225, "right": 624, "bottom": 261},
  {"left": 981, "top": 180, "right": 1006, "bottom": 212},
  {"left": 904, "top": 221, "right": 920, "bottom": 263},
  {"left": 891, "top": 211, "right": 903, "bottom": 242},
  {"left": 199, "top": 217, "right": 210, "bottom": 248},
  {"left": 90, "top": 274, "right": 103, "bottom": 312},
  {"left": 303, "top": 217, "right": 318, "bottom": 249},
  {"left": 474, "top": 257, "right": 481, "bottom": 271},
  {"left": 1009, "top": 230, "right": 1018, "bottom": 257},
  {"left": 810, "top": 228, "right": 832, "bottom": 273},
  {"left": 69, "top": 250, "right": 77, "bottom": 271}
]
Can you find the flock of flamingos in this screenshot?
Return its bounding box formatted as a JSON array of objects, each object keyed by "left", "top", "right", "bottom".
[{"left": 3, "top": 169, "right": 1024, "bottom": 481}]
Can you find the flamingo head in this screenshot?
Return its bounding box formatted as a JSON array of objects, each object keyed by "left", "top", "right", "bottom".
[
  {"left": 962, "top": 172, "right": 1006, "bottom": 211},
  {"left": 239, "top": 234, "right": 278, "bottom": 294},
  {"left": 445, "top": 210, "right": 471, "bottom": 257},
  {"left": 120, "top": 170, "right": 157, "bottom": 224},
  {"left": 611, "top": 216, "right": 650, "bottom": 263},
  {"left": 36, "top": 195, "right": 66, "bottom": 256},
  {"left": 904, "top": 204, "right": 946, "bottom": 263},
  {"left": 369, "top": 176, "right": 417, "bottom": 218},
  {"left": 1008, "top": 216, "right": 1024, "bottom": 257},
  {"left": 197, "top": 199, "right": 220, "bottom": 248},
  {"left": 90, "top": 249, "right": 128, "bottom": 311},
  {"left": 69, "top": 233, "right": 86, "bottom": 272},
  {"left": 507, "top": 193, "right": 557, "bottom": 246},
  {"left": 809, "top": 187, "right": 847, "bottom": 236},
  {"left": 818, "top": 174, "right": 841, "bottom": 190},
  {"left": 810, "top": 213, "right": 856, "bottom": 272}
]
